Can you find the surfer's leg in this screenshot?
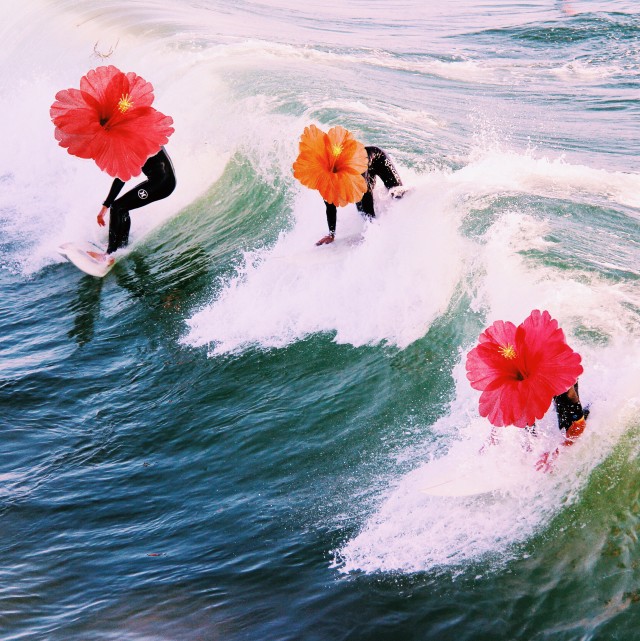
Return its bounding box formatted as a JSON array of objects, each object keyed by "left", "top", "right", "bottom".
[
  {"left": 111, "top": 179, "right": 157, "bottom": 213},
  {"left": 105, "top": 174, "right": 176, "bottom": 254},
  {"left": 107, "top": 204, "right": 131, "bottom": 254}
]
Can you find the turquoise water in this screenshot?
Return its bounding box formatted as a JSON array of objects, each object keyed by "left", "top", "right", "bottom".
[{"left": 1, "top": 1, "right": 640, "bottom": 639}]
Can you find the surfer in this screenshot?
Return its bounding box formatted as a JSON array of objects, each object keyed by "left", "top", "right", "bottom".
[
  {"left": 89, "top": 147, "right": 176, "bottom": 262},
  {"left": 316, "top": 146, "right": 404, "bottom": 246}
]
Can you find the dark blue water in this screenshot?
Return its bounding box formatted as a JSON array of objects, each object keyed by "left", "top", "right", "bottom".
[{"left": 1, "top": 1, "right": 640, "bottom": 639}]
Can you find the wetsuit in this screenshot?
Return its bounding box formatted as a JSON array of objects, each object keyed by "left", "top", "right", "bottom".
[
  {"left": 553, "top": 381, "right": 587, "bottom": 431},
  {"left": 103, "top": 147, "right": 176, "bottom": 254},
  {"left": 324, "top": 146, "right": 402, "bottom": 236}
]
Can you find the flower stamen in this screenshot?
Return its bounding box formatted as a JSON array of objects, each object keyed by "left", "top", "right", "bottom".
[
  {"left": 499, "top": 344, "right": 517, "bottom": 360},
  {"left": 118, "top": 94, "right": 133, "bottom": 113}
]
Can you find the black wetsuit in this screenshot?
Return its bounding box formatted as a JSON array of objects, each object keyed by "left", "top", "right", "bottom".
[
  {"left": 103, "top": 147, "right": 176, "bottom": 254},
  {"left": 553, "top": 381, "right": 586, "bottom": 431},
  {"left": 324, "top": 146, "right": 402, "bottom": 235}
]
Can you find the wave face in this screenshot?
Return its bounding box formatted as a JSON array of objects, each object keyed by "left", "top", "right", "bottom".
[{"left": 1, "top": 1, "right": 640, "bottom": 640}]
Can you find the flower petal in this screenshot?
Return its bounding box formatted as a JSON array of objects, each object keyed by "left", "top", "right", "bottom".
[
  {"left": 293, "top": 124, "right": 368, "bottom": 205},
  {"left": 467, "top": 310, "right": 582, "bottom": 428},
  {"left": 51, "top": 66, "right": 173, "bottom": 179}
]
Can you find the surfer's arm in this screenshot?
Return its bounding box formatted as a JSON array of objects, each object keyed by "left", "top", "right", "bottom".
[
  {"left": 98, "top": 178, "right": 125, "bottom": 227},
  {"left": 317, "top": 201, "right": 336, "bottom": 245},
  {"left": 102, "top": 178, "right": 126, "bottom": 208}
]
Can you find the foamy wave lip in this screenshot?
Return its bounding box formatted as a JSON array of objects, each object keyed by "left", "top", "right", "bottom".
[
  {"left": 184, "top": 169, "right": 466, "bottom": 353},
  {"left": 185, "top": 149, "right": 640, "bottom": 355},
  {"left": 452, "top": 150, "right": 640, "bottom": 209},
  {"left": 550, "top": 60, "right": 616, "bottom": 83},
  {"left": 322, "top": 51, "right": 624, "bottom": 88}
]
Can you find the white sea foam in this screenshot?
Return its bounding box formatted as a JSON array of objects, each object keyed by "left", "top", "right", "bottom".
[
  {"left": 334, "top": 153, "right": 640, "bottom": 572},
  {"left": 185, "top": 148, "right": 640, "bottom": 353},
  {"left": 337, "top": 215, "right": 640, "bottom": 573},
  {"left": 186, "top": 167, "right": 466, "bottom": 352}
]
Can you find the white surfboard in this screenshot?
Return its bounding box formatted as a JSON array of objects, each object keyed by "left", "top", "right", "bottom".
[
  {"left": 419, "top": 454, "right": 516, "bottom": 497},
  {"left": 58, "top": 241, "right": 115, "bottom": 278}
]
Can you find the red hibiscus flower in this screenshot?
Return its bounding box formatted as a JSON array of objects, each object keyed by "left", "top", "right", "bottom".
[
  {"left": 465, "top": 310, "right": 583, "bottom": 427},
  {"left": 50, "top": 65, "right": 174, "bottom": 181}
]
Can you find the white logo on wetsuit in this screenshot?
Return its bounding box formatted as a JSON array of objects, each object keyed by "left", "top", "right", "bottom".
[{"left": 138, "top": 189, "right": 149, "bottom": 200}]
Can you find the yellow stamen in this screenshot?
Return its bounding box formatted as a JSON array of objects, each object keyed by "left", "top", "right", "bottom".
[
  {"left": 499, "top": 344, "right": 517, "bottom": 360},
  {"left": 118, "top": 94, "right": 133, "bottom": 113},
  {"left": 331, "top": 144, "right": 343, "bottom": 157}
]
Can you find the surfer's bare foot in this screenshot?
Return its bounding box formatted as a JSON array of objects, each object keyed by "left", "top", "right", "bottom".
[
  {"left": 316, "top": 234, "right": 335, "bottom": 246},
  {"left": 87, "top": 251, "right": 115, "bottom": 265}
]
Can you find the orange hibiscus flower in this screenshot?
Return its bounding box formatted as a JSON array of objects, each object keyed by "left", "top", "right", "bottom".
[{"left": 292, "top": 125, "right": 368, "bottom": 206}]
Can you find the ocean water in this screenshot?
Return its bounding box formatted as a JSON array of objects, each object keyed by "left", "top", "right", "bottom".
[{"left": 1, "top": 0, "right": 640, "bottom": 639}]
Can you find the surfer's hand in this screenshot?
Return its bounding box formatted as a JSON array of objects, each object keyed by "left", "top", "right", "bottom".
[
  {"left": 97, "top": 206, "right": 108, "bottom": 227},
  {"left": 389, "top": 186, "right": 407, "bottom": 199},
  {"left": 535, "top": 448, "right": 559, "bottom": 473},
  {"left": 479, "top": 427, "right": 500, "bottom": 454},
  {"left": 316, "top": 234, "right": 335, "bottom": 246}
]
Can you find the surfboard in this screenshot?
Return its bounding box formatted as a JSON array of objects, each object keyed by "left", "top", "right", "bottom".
[
  {"left": 58, "top": 241, "right": 115, "bottom": 278},
  {"left": 270, "top": 233, "right": 364, "bottom": 267},
  {"left": 419, "top": 454, "right": 516, "bottom": 497}
]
